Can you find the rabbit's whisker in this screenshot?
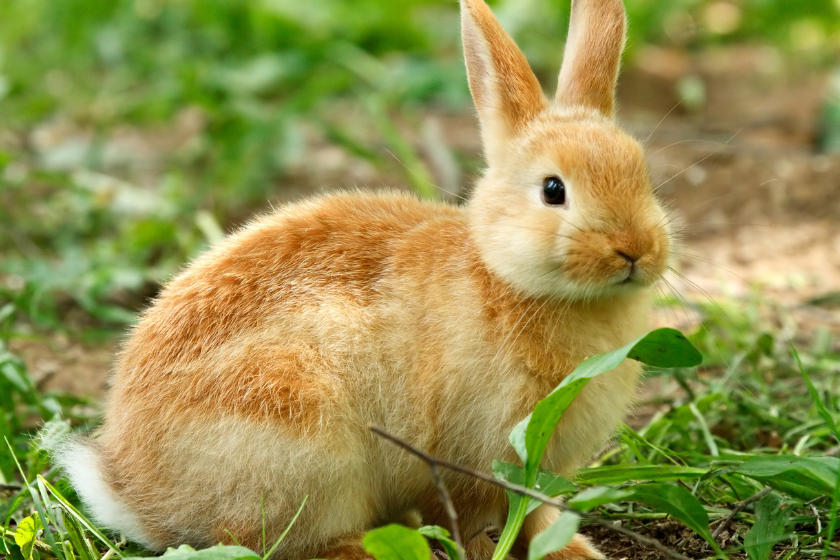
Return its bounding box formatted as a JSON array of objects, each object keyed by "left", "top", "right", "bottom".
[
  {"left": 655, "top": 128, "right": 743, "bottom": 192},
  {"left": 666, "top": 266, "right": 736, "bottom": 331},
  {"left": 658, "top": 274, "right": 732, "bottom": 372},
  {"left": 642, "top": 100, "right": 683, "bottom": 146},
  {"left": 382, "top": 147, "right": 471, "bottom": 203},
  {"left": 648, "top": 138, "right": 732, "bottom": 158},
  {"left": 670, "top": 252, "right": 750, "bottom": 284}
]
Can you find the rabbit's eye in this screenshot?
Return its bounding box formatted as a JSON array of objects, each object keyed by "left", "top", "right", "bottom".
[{"left": 542, "top": 176, "right": 566, "bottom": 206}]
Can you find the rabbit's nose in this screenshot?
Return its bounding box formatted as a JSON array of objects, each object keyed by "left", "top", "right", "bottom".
[
  {"left": 608, "top": 230, "right": 653, "bottom": 263},
  {"left": 615, "top": 250, "right": 639, "bottom": 265}
]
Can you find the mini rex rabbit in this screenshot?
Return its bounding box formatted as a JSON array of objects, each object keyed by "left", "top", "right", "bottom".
[{"left": 56, "top": 0, "right": 671, "bottom": 558}]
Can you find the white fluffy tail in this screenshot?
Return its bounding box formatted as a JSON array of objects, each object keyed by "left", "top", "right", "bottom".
[{"left": 53, "top": 437, "right": 153, "bottom": 548}]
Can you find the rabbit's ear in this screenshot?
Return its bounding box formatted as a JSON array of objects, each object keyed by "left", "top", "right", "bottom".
[
  {"left": 555, "top": 0, "right": 627, "bottom": 117},
  {"left": 461, "top": 0, "right": 546, "bottom": 161}
]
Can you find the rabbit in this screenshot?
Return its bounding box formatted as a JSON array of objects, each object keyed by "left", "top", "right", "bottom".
[{"left": 55, "top": 0, "right": 671, "bottom": 558}]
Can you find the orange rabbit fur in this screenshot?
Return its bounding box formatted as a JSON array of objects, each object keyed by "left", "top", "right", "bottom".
[{"left": 56, "top": 0, "right": 672, "bottom": 559}]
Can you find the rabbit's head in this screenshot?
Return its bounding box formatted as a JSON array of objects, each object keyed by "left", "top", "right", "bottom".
[{"left": 464, "top": 0, "right": 670, "bottom": 300}]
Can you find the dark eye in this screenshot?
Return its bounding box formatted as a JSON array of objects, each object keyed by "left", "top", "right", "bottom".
[{"left": 542, "top": 176, "right": 566, "bottom": 206}]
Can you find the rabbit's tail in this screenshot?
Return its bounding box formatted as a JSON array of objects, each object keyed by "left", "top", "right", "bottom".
[{"left": 53, "top": 436, "right": 153, "bottom": 547}]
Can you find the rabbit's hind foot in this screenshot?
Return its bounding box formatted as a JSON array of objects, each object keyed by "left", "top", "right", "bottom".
[
  {"left": 318, "top": 533, "right": 441, "bottom": 560},
  {"left": 541, "top": 533, "right": 606, "bottom": 560}
]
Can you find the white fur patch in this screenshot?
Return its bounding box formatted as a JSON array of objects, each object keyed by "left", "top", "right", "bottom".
[{"left": 53, "top": 438, "right": 154, "bottom": 548}]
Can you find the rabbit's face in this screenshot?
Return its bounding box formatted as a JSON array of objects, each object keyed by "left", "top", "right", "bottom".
[{"left": 469, "top": 110, "right": 670, "bottom": 300}]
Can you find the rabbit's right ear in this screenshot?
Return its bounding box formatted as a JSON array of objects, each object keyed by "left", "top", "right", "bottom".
[{"left": 461, "top": 0, "right": 546, "bottom": 163}]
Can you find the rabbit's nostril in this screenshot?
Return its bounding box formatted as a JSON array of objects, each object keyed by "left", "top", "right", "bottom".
[{"left": 615, "top": 250, "right": 640, "bottom": 265}]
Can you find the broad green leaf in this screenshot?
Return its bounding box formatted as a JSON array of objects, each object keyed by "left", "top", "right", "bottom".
[
  {"left": 577, "top": 465, "right": 708, "bottom": 485},
  {"left": 164, "top": 546, "right": 197, "bottom": 555},
  {"left": 130, "top": 544, "right": 258, "bottom": 560},
  {"left": 631, "top": 484, "right": 714, "bottom": 546},
  {"left": 527, "top": 512, "right": 580, "bottom": 560},
  {"left": 568, "top": 487, "right": 633, "bottom": 512},
  {"left": 745, "top": 493, "right": 791, "bottom": 560},
  {"left": 493, "top": 461, "right": 578, "bottom": 497},
  {"left": 418, "top": 525, "right": 461, "bottom": 560},
  {"left": 362, "top": 524, "right": 430, "bottom": 560},
  {"left": 735, "top": 456, "right": 839, "bottom": 500},
  {"left": 14, "top": 514, "right": 43, "bottom": 560},
  {"left": 627, "top": 329, "right": 703, "bottom": 367},
  {"left": 511, "top": 328, "right": 701, "bottom": 479},
  {"left": 533, "top": 471, "right": 578, "bottom": 502},
  {"left": 493, "top": 461, "right": 577, "bottom": 515}
]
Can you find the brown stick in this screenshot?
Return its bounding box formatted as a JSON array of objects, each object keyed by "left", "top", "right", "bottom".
[
  {"left": 368, "top": 425, "right": 693, "bottom": 560},
  {"left": 711, "top": 487, "right": 772, "bottom": 543},
  {"left": 368, "top": 425, "right": 464, "bottom": 554},
  {"left": 429, "top": 463, "right": 464, "bottom": 553}
]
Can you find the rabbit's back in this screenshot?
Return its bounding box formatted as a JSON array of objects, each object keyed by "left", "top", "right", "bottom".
[{"left": 110, "top": 190, "right": 464, "bottom": 426}]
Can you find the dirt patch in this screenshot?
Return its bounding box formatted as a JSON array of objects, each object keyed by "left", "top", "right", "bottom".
[
  {"left": 10, "top": 335, "right": 113, "bottom": 399},
  {"left": 581, "top": 519, "right": 749, "bottom": 560}
]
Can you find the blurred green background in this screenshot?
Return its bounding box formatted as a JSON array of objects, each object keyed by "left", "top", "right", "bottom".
[{"left": 1, "top": 0, "right": 839, "bottom": 333}]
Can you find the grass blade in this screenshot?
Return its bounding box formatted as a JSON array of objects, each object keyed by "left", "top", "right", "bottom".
[
  {"left": 744, "top": 492, "right": 791, "bottom": 560},
  {"left": 791, "top": 343, "right": 840, "bottom": 443},
  {"left": 262, "top": 496, "right": 308, "bottom": 560},
  {"left": 37, "top": 476, "right": 123, "bottom": 558}
]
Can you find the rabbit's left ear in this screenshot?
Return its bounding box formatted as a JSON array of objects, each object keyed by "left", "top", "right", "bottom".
[
  {"left": 461, "top": 0, "right": 547, "bottom": 162},
  {"left": 555, "top": 0, "right": 627, "bottom": 117}
]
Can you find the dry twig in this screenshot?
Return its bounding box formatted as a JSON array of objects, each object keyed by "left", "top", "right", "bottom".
[
  {"left": 368, "top": 424, "right": 693, "bottom": 560},
  {"left": 711, "top": 486, "right": 772, "bottom": 543}
]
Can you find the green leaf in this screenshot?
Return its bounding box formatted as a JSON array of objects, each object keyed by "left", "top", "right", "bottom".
[
  {"left": 362, "top": 525, "right": 430, "bottom": 560},
  {"left": 418, "top": 525, "right": 461, "bottom": 560},
  {"left": 14, "top": 514, "right": 43, "bottom": 560},
  {"left": 568, "top": 487, "right": 634, "bottom": 513},
  {"left": 577, "top": 465, "right": 708, "bottom": 485},
  {"left": 128, "top": 544, "right": 259, "bottom": 560},
  {"left": 627, "top": 329, "right": 703, "bottom": 367},
  {"left": 745, "top": 493, "right": 791, "bottom": 560},
  {"left": 735, "top": 456, "right": 839, "bottom": 500},
  {"left": 527, "top": 512, "right": 580, "bottom": 560},
  {"left": 164, "top": 546, "right": 197, "bottom": 555},
  {"left": 493, "top": 461, "right": 578, "bottom": 497},
  {"left": 534, "top": 471, "right": 578, "bottom": 502},
  {"left": 511, "top": 328, "right": 701, "bottom": 479},
  {"left": 493, "top": 461, "right": 577, "bottom": 514},
  {"left": 631, "top": 484, "right": 714, "bottom": 546}
]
